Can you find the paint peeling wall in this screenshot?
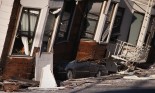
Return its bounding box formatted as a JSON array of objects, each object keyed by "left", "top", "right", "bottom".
[{"left": 0, "top": 0, "right": 14, "bottom": 58}]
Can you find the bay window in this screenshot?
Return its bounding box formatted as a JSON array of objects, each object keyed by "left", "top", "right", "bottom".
[{"left": 12, "top": 8, "right": 40, "bottom": 55}]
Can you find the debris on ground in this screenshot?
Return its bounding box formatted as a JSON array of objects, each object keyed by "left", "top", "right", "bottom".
[
  {"left": 61, "top": 74, "right": 124, "bottom": 89},
  {"left": 1, "top": 78, "right": 39, "bottom": 92},
  {"left": 3, "top": 81, "right": 19, "bottom": 92}
]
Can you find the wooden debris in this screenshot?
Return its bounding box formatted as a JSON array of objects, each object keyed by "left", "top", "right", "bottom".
[
  {"left": 5, "top": 78, "right": 39, "bottom": 88},
  {"left": 61, "top": 74, "right": 124, "bottom": 89},
  {"left": 3, "top": 81, "right": 20, "bottom": 92}
]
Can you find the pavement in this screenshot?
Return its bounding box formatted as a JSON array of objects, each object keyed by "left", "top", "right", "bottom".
[
  {"left": 21, "top": 78, "right": 155, "bottom": 93},
  {"left": 10, "top": 74, "right": 154, "bottom": 93}
]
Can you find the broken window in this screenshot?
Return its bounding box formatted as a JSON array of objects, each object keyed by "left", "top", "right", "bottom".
[
  {"left": 41, "top": 9, "right": 57, "bottom": 52},
  {"left": 110, "top": 7, "right": 124, "bottom": 42},
  {"left": 12, "top": 8, "right": 40, "bottom": 55},
  {"left": 100, "top": 3, "right": 116, "bottom": 42},
  {"left": 81, "top": 1, "right": 103, "bottom": 40},
  {"left": 56, "top": 1, "right": 76, "bottom": 42}
]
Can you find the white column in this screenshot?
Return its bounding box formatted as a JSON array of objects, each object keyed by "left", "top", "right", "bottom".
[
  {"left": 30, "top": 6, "right": 49, "bottom": 56},
  {"left": 94, "top": 0, "right": 111, "bottom": 42},
  {"left": 137, "top": 0, "right": 153, "bottom": 46},
  {"left": 48, "top": 10, "right": 62, "bottom": 52},
  {"left": 106, "top": 3, "right": 119, "bottom": 42}
]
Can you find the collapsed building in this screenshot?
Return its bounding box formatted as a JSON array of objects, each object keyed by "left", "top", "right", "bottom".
[{"left": 0, "top": 0, "right": 155, "bottom": 84}]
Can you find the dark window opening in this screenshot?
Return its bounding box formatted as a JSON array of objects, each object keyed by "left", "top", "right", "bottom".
[
  {"left": 100, "top": 3, "right": 116, "bottom": 42},
  {"left": 12, "top": 8, "right": 40, "bottom": 55},
  {"left": 110, "top": 7, "right": 124, "bottom": 43},
  {"left": 81, "top": 1, "right": 103, "bottom": 40},
  {"left": 41, "top": 9, "right": 57, "bottom": 52},
  {"left": 56, "top": 1, "right": 76, "bottom": 42}
]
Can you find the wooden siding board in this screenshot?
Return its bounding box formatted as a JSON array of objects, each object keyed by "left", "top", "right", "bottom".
[
  {"left": 0, "top": 33, "right": 6, "bottom": 40},
  {"left": 2, "top": 0, "right": 14, "bottom": 6},
  {"left": 0, "top": 11, "right": 11, "bottom": 20},
  {"left": 0, "top": 18, "right": 10, "bottom": 26},
  {"left": 21, "top": 0, "right": 49, "bottom": 8},
  {"left": 0, "top": 4, "right": 13, "bottom": 13},
  {"left": 0, "top": 25, "right": 8, "bottom": 33}
]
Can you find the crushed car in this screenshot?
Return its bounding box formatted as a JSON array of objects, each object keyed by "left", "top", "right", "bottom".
[{"left": 55, "top": 60, "right": 108, "bottom": 80}]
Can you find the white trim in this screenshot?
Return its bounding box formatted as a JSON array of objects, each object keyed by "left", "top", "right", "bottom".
[
  {"left": 137, "top": 0, "right": 153, "bottom": 46},
  {"left": 94, "top": 1, "right": 107, "bottom": 42},
  {"left": 94, "top": 0, "right": 112, "bottom": 43},
  {"left": 48, "top": 10, "right": 62, "bottom": 52},
  {"left": 30, "top": 6, "right": 49, "bottom": 56}
]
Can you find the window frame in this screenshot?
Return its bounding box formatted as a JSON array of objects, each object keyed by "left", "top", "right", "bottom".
[
  {"left": 98, "top": 2, "right": 119, "bottom": 44},
  {"left": 10, "top": 7, "right": 41, "bottom": 56}
]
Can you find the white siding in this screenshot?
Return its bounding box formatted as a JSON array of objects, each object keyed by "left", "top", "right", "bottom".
[
  {"left": 0, "top": 11, "right": 11, "bottom": 20},
  {"left": 0, "top": 0, "right": 14, "bottom": 58},
  {"left": 2, "top": 0, "right": 14, "bottom": 6},
  {"left": 0, "top": 18, "right": 10, "bottom": 26},
  {"left": 21, "top": 0, "right": 49, "bottom": 8},
  {"left": 0, "top": 4, "right": 12, "bottom": 13}
]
